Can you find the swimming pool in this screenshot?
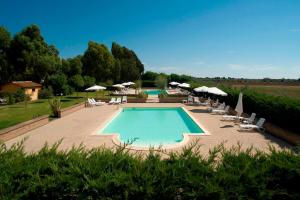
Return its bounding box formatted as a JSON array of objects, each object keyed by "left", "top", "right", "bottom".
[
  {"left": 144, "top": 90, "right": 164, "bottom": 95},
  {"left": 99, "top": 107, "right": 204, "bottom": 146}
]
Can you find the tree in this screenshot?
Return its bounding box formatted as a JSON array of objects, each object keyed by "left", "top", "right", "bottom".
[
  {"left": 48, "top": 73, "right": 70, "bottom": 95},
  {"left": 69, "top": 74, "right": 84, "bottom": 91},
  {"left": 82, "top": 41, "right": 115, "bottom": 82},
  {"left": 83, "top": 76, "right": 96, "bottom": 87},
  {"left": 142, "top": 71, "right": 159, "bottom": 81},
  {"left": 112, "top": 59, "right": 121, "bottom": 83},
  {"left": 155, "top": 75, "right": 167, "bottom": 90},
  {"left": 111, "top": 42, "right": 144, "bottom": 82},
  {"left": 0, "top": 26, "right": 12, "bottom": 84},
  {"left": 8, "top": 24, "right": 61, "bottom": 82}
]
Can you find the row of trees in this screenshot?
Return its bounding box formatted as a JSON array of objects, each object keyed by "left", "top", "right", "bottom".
[{"left": 0, "top": 25, "right": 144, "bottom": 95}]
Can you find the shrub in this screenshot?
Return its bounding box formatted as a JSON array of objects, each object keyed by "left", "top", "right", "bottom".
[
  {"left": 48, "top": 98, "right": 62, "bottom": 117},
  {"left": 158, "top": 90, "right": 167, "bottom": 98},
  {"left": 38, "top": 87, "right": 53, "bottom": 99},
  {"left": 137, "top": 91, "right": 148, "bottom": 99},
  {"left": 0, "top": 143, "right": 299, "bottom": 199},
  {"left": 155, "top": 75, "right": 167, "bottom": 90},
  {"left": 7, "top": 93, "right": 15, "bottom": 104},
  {"left": 13, "top": 88, "right": 26, "bottom": 102}
]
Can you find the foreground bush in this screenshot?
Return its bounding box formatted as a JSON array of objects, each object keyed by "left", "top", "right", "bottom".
[{"left": 0, "top": 142, "right": 299, "bottom": 199}]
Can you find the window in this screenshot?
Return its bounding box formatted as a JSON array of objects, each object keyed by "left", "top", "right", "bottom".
[{"left": 32, "top": 88, "right": 36, "bottom": 92}]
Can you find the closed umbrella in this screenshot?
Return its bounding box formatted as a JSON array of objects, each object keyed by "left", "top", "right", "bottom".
[{"left": 235, "top": 92, "right": 243, "bottom": 117}]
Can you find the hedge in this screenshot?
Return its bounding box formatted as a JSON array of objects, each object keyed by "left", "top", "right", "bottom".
[
  {"left": 217, "top": 87, "right": 300, "bottom": 134},
  {"left": 0, "top": 142, "right": 299, "bottom": 199}
]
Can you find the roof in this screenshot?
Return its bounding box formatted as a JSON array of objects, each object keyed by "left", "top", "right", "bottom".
[{"left": 11, "top": 81, "right": 42, "bottom": 88}]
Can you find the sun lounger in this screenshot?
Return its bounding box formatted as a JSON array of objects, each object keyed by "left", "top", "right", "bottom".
[
  {"left": 91, "top": 98, "right": 105, "bottom": 106},
  {"left": 240, "top": 118, "right": 265, "bottom": 131},
  {"left": 212, "top": 105, "right": 229, "bottom": 114},
  {"left": 109, "top": 97, "right": 116, "bottom": 104},
  {"left": 187, "top": 95, "right": 193, "bottom": 104},
  {"left": 199, "top": 99, "right": 210, "bottom": 106},
  {"left": 122, "top": 96, "right": 127, "bottom": 103},
  {"left": 222, "top": 115, "right": 240, "bottom": 120},
  {"left": 242, "top": 113, "right": 256, "bottom": 124},
  {"left": 208, "top": 103, "right": 225, "bottom": 112},
  {"left": 193, "top": 97, "right": 200, "bottom": 105},
  {"left": 115, "top": 97, "right": 122, "bottom": 104}
]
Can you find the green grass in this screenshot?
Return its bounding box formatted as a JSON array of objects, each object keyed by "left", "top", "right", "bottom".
[
  {"left": 0, "top": 91, "right": 143, "bottom": 130},
  {"left": 191, "top": 80, "right": 300, "bottom": 100},
  {"left": 0, "top": 95, "right": 85, "bottom": 130}
]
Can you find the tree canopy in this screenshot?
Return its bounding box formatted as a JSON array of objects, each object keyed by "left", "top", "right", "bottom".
[{"left": 0, "top": 25, "right": 145, "bottom": 94}]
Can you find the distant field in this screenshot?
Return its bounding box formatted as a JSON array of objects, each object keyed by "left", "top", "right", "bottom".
[{"left": 232, "top": 85, "right": 300, "bottom": 100}]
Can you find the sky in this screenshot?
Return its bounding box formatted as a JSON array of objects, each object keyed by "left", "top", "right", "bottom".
[{"left": 1, "top": 0, "right": 300, "bottom": 79}]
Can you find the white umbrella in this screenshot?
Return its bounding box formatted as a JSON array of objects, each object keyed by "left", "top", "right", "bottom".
[
  {"left": 85, "top": 85, "right": 106, "bottom": 99},
  {"left": 122, "top": 82, "right": 135, "bottom": 86},
  {"left": 178, "top": 83, "right": 190, "bottom": 88},
  {"left": 85, "top": 85, "right": 106, "bottom": 91},
  {"left": 235, "top": 92, "right": 243, "bottom": 117},
  {"left": 113, "top": 84, "right": 125, "bottom": 88},
  {"left": 207, "top": 87, "right": 227, "bottom": 96},
  {"left": 169, "top": 81, "right": 180, "bottom": 86},
  {"left": 194, "top": 86, "right": 208, "bottom": 92}
]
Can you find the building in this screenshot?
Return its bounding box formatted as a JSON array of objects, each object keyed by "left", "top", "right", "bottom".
[{"left": 0, "top": 81, "right": 42, "bottom": 101}]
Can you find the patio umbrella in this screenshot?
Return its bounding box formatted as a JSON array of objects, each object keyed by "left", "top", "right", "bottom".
[
  {"left": 178, "top": 83, "right": 190, "bottom": 88},
  {"left": 235, "top": 92, "right": 243, "bottom": 117},
  {"left": 85, "top": 85, "right": 106, "bottom": 98},
  {"left": 207, "top": 87, "right": 227, "bottom": 96},
  {"left": 113, "top": 84, "right": 125, "bottom": 88},
  {"left": 127, "top": 82, "right": 135, "bottom": 85},
  {"left": 85, "top": 85, "right": 106, "bottom": 91},
  {"left": 194, "top": 86, "right": 208, "bottom": 92},
  {"left": 122, "top": 82, "right": 135, "bottom": 86},
  {"left": 169, "top": 81, "right": 180, "bottom": 86}
]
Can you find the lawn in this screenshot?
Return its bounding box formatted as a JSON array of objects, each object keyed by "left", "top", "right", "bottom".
[
  {"left": 232, "top": 85, "right": 300, "bottom": 100},
  {"left": 0, "top": 95, "right": 85, "bottom": 130},
  {"left": 0, "top": 90, "right": 143, "bottom": 130}
]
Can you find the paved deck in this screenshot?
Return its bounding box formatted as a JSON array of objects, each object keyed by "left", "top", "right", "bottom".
[{"left": 4, "top": 103, "right": 291, "bottom": 156}]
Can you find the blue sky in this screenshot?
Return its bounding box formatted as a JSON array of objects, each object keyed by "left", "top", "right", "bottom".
[{"left": 1, "top": 0, "right": 300, "bottom": 79}]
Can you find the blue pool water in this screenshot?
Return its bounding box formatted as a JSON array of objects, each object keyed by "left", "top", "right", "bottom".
[
  {"left": 99, "top": 107, "right": 204, "bottom": 146},
  {"left": 144, "top": 90, "right": 163, "bottom": 95}
]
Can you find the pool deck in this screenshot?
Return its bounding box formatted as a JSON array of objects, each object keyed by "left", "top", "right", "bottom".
[{"left": 4, "top": 103, "right": 291, "bottom": 156}]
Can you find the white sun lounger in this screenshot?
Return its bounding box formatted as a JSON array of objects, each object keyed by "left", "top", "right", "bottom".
[
  {"left": 240, "top": 118, "right": 265, "bottom": 131},
  {"left": 122, "top": 96, "right": 127, "bottom": 103},
  {"left": 91, "top": 98, "right": 105, "bottom": 106},
  {"left": 115, "top": 97, "right": 122, "bottom": 104},
  {"left": 212, "top": 105, "right": 229, "bottom": 114},
  {"left": 193, "top": 97, "right": 200, "bottom": 105},
  {"left": 187, "top": 95, "right": 193, "bottom": 104},
  {"left": 109, "top": 97, "right": 116, "bottom": 104},
  {"left": 242, "top": 113, "right": 256, "bottom": 124}
]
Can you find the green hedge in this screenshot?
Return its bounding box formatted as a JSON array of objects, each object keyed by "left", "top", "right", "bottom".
[
  {"left": 0, "top": 142, "right": 299, "bottom": 199},
  {"left": 218, "top": 87, "right": 300, "bottom": 134}
]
